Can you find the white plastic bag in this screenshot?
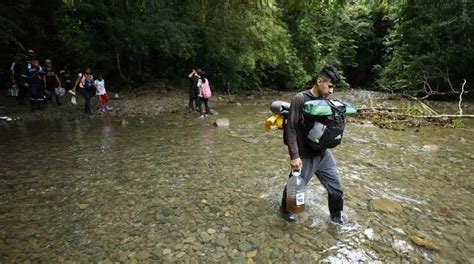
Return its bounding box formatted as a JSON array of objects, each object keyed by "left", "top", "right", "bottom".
[
  {"left": 58, "top": 87, "right": 66, "bottom": 96},
  {"left": 9, "top": 85, "right": 19, "bottom": 97}
]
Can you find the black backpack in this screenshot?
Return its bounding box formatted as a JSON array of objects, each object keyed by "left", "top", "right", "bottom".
[
  {"left": 284, "top": 91, "right": 346, "bottom": 151},
  {"left": 83, "top": 74, "right": 94, "bottom": 91}
]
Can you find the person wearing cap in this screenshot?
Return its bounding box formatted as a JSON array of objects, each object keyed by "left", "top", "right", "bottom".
[
  {"left": 17, "top": 49, "right": 36, "bottom": 105},
  {"left": 280, "top": 65, "right": 346, "bottom": 224},
  {"left": 26, "top": 49, "right": 35, "bottom": 70},
  {"left": 44, "top": 59, "right": 62, "bottom": 105},
  {"left": 23, "top": 58, "right": 46, "bottom": 111}
]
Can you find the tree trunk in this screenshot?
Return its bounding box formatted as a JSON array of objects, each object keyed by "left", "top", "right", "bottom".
[{"left": 115, "top": 51, "right": 127, "bottom": 82}]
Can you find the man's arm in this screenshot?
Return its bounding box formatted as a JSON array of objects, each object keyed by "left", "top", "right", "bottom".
[
  {"left": 20, "top": 66, "right": 29, "bottom": 87},
  {"left": 55, "top": 73, "right": 61, "bottom": 88},
  {"left": 187, "top": 69, "right": 195, "bottom": 78},
  {"left": 73, "top": 74, "right": 81, "bottom": 90},
  {"left": 287, "top": 93, "right": 304, "bottom": 164}
]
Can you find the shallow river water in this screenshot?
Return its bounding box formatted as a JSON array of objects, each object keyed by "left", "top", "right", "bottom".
[{"left": 0, "top": 91, "right": 473, "bottom": 263}]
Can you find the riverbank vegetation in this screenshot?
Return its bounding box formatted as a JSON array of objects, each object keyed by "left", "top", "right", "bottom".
[{"left": 1, "top": 0, "right": 473, "bottom": 98}]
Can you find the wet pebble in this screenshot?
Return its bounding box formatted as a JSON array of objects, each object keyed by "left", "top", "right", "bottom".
[
  {"left": 238, "top": 241, "right": 253, "bottom": 252},
  {"left": 230, "top": 226, "right": 240, "bottom": 233},
  {"left": 422, "top": 145, "right": 439, "bottom": 152},
  {"left": 409, "top": 235, "right": 440, "bottom": 251},
  {"left": 183, "top": 236, "right": 195, "bottom": 243},
  {"left": 247, "top": 250, "right": 258, "bottom": 258},
  {"left": 161, "top": 208, "right": 174, "bottom": 217},
  {"left": 215, "top": 237, "right": 228, "bottom": 247},
  {"left": 369, "top": 198, "right": 403, "bottom": 214},
  {"left": 231, "top": 256, "right": 246, "bottom": 264},
  {"left": 214, "top": 118, "right": 230, "bottom": 128},
  {"left": 200, "top": 232, "right": 213, "bottom": 242},
  {"left": 364, "top": 228, "right": 375, "bottom": 240},
  {"left": 127, "top": 259, "right": 138, "bottom": 264},
  {"left": 136, "top": 249, "right": 150, "bottom": 260},
  {"left": 392, "top": 239, "right": 414, "bottom": 254},
  {"left": 175, "top": 251, "right": 186, "bottom": 258},
  {"left": 78, "top": 203, "right": 89, "bottom": 210}
]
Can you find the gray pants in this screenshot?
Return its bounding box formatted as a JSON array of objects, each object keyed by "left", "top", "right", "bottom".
[{"left": 281, "top": 149, "right": 344, "bottom": 217}]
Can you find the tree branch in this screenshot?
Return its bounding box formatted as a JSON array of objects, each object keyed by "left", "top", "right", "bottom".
[{"left": 459, "top": 79, "right": 466, "bottom": 115}]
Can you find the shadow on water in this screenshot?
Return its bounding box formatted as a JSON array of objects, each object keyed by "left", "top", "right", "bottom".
[{"left": 0, "top": 91, "right": 473, "bottom": 262}]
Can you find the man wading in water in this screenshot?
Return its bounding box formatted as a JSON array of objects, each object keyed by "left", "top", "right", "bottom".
[{"left": 281, "top": 65, "right": 345, "bottom": 224}]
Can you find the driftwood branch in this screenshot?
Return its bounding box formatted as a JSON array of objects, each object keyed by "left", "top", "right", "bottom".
[
  {"left": 409, "top": 96, "right": 438, "bottom": 115},
  {"left": 402, "top": 114, "right": 474, "bottom": 118},
  {"left": 415, "top": 69, "right": 468, "bottom": 100},
  {"left": 358, "top": 109, "right": 474, "bottom": 119},
  {"left": 459, "top": 79, "right": 466, "bottom": 115},
  {"left": 356, "top": 101, "right": 473, "bottom": 129}
]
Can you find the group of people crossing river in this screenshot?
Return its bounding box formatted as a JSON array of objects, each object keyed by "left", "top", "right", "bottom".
[{"left": 2, "top": 49, "right": 111, "bottom": 114}]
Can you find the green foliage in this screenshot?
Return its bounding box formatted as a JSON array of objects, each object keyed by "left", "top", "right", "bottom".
[
  {"left": 398, "top": 100, "right": 425, "bottom": 116},
  {"left": 1, "top": 0, "right": 472, "bottom": 96},
  {"left": 452, "top": 118, "right": 465, "bottom": 128},
  {"left": 200, "top": 5, "right": 307, "bottom": 90},
  {"left": 380, "top": 1, "right": 474, "bottom": 95},
  {"left": 281, "top": 1, "right": 386, "bottom": 89}
]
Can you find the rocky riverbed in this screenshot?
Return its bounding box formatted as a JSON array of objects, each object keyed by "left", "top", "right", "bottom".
[{"left": 0, "top": 86, "right": 473, "bottom": 262}]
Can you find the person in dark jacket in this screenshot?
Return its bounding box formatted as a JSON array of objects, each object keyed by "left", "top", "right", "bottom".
[
  {"left": 23, "top": 58, "right": 46, "bottom": 111},
  {"left": 280, "top": 65, "right": 345, "bottom": 224},
  {"left": 187, "top": 68, "right": 201, "bottom": 113}
]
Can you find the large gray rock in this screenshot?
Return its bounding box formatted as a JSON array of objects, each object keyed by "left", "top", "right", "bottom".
[
  {"left": 369, "top": 198, "right": 403, "bottom": 214},
  {"left": 214, "top": 118, "right": 230, "bottom": 128}
]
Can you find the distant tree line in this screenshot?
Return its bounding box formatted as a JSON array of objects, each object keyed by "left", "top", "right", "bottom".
[{"left": 1, "top": 0, "right": 472, "bottom": 97}]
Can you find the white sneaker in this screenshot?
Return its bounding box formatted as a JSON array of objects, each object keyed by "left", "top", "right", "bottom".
[
  {"left": 199, "top": 115, "right": 205, "bottom": 118},
  {"left": 68, "top": 90, "right": 76, "bottom": 96}
]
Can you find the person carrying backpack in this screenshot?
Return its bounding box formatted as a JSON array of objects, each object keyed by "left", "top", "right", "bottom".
[
  {"left": 73, "top": 66, "right": 95, "bottom": 114},
  {"left": 44, "top": 59, "right": 62, "bottom": 105},
  {"left": 22, "top": 58, "right": 46, "bottom": 111},
  {"left": 197, "top": 70, "right": 212, "bottom": 118},
  {"left": 280, "top": 65, "right": 346, "bottom": 224}
]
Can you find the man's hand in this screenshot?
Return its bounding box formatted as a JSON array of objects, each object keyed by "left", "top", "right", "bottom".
[{"left": 290, "top": 158, "right": 303, "bottom": 169}]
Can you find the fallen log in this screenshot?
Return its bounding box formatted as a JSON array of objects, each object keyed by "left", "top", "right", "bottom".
[{"left": 355, "top": 105, "right": 472, "bottom": 129}]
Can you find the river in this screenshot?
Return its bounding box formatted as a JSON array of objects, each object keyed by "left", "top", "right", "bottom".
[{"left": 0, "top": 91, "right": 473, "bottom": 262}]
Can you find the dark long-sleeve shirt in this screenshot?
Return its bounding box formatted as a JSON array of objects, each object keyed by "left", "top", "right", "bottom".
[{"left": 286, "top": 90, "right": 324, "bottom": 159}]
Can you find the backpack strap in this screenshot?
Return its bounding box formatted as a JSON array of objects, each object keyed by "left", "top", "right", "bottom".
[{"left": 299, "top": 90, "right": 317, "bottom": 125}]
